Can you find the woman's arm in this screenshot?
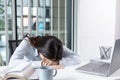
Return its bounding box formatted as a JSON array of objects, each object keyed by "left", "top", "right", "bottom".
[
  {"left": 60, "top": 46, "right": 81, "bottom": 66},
  {"left": 9, "top": 38, "right": 31, "bottom": 65}
]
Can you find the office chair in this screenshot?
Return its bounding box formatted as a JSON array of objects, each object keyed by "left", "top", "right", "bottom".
[
  {"left": 8, "top": 40, "right": 22, "bottom": 58},
  {"left": 0, "top": 53, "right": 4, "bottom": 66}
]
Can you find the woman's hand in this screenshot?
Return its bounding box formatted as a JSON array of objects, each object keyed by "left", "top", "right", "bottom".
[
  {"left": 41, "top": 60, "right": 58, "bottom": 66},
  {"left": 50, "top": 65, "right": 64, "bottom": 69},
  {"left": 41, "top": 61, "right": 64, "bottom": 69},
  {"left": 40, "top": 54, "right": 64, "bottom": 69}
]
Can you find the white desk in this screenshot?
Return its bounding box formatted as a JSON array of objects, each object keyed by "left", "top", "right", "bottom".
[
  {"left": 30, "top": 61, "right": 120, "bottom": 80},
  {"left": 53, "top": 69, "right": 120, "bottom": 80}
]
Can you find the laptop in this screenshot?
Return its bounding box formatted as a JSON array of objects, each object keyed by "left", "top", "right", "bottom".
[{"left": 76, "top": 39, "right": 120, "bottom": 76}]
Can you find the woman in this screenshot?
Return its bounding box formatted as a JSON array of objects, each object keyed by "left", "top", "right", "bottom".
[{"left": 9, "top": 36, "right": 80, "bottom": 69}]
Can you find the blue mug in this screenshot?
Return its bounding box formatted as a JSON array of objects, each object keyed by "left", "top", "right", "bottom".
[{"left": 38, "top": 66, "right": 57, "bottom": 80}]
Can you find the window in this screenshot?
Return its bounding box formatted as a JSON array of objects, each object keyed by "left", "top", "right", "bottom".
[{"left": 0, "top": 0, "right": 75, "bottom": 65}]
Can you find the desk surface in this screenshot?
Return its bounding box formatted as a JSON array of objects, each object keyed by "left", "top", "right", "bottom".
[{"left": 30, "top": 62, "right": 120, "bottom": 80}]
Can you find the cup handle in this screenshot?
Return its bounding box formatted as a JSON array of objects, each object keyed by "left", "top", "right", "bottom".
[
  {"left": 53, "top": 68, "right": 57, "bottom": 77},
  {"left": 41, "top": 61, "right": 44, "bottom": 66}
]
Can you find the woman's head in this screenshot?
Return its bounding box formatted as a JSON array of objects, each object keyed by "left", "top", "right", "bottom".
[{"left": 29, "top": 36, "right": 63, "bottom": 62}]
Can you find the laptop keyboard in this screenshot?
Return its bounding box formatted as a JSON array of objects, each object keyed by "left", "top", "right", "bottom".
[
  {"left": 80, "top": 62, "right": 104, "bottom": 71},
  {"left": 76, "top": 60, "right": 110, "bottom": 74}
]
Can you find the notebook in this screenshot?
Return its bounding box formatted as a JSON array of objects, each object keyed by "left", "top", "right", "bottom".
[{"left": 76, "top": 39, "right": 120, "bottom": 76}]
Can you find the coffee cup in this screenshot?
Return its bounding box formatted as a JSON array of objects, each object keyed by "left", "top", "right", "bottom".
[{"left": 38, "top": 66, "right": 57, "bottom": 80}]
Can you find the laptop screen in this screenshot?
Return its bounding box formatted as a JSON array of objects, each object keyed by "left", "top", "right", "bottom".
[{"left": 110, "top": 39, "right": 120, "bottom": 74}]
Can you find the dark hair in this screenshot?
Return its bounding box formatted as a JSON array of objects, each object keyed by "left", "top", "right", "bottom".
[{"left": 28, "top": 36, "right": 63, "bottom": 61}]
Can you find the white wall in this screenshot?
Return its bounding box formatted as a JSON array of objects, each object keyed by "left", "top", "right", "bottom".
[
  {"left": 77, "top": 0, "right": 116, "bottom": 61},
  {"left": 116, "top": 0, "right": 120, "bottom": 39}
]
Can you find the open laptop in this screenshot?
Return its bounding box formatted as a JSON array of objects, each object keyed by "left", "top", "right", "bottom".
[{"left": 76, "top": 39, "right": 120, "bottom": 76}]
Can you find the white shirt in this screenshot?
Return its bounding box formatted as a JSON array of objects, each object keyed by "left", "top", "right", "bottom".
[{"left": 9, "top": 38, "right": 81, "bottom": 67}]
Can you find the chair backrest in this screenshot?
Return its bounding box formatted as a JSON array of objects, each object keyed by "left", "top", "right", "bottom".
[
  {"left": 8, "top": 40, "right": 22, "bottom": 58},
  {"left": 0, "top": 53, "right": 4, "bottom": 66}
]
